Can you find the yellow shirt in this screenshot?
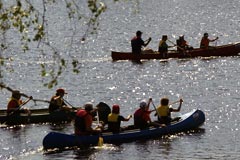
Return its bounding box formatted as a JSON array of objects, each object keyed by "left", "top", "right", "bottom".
[
  {"left": 108, "top": 113, "right": 119, "bottom": 122},
  {"left": 156, "top": 105, "right": 170, "bottom": 117}
]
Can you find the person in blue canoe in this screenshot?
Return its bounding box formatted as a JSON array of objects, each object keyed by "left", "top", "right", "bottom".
[
  {"left": 155, "top": 97, "right": 183, "bottom": 125},
  {"left": 74, "top": 102, "right": 103, "bottom": 135},
  {"left": 107, "top": 104, "right": 132, "bottom": 133},
  {"left": 134, "top": 98, "right": 162, "bottom": 130}
]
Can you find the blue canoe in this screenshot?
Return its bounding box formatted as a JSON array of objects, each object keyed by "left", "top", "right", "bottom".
[{"left": 43, "top": 109, "right": 205, "bottom": 150}]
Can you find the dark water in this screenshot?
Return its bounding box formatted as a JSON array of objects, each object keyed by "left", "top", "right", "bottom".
[{"left": 1, "top": 0, "right": 240, "bottom": 159}]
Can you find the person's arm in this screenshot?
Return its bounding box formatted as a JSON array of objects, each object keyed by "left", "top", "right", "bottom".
[
  {"left": 146, "top": 98, "right": 152, "bottom": 110},
  {"left": 85, "top": 115, "right": 102, "bottom": 134},
  {"left": 185, "top": 40, "right": 189, "bottom": 46},
  {"left": 171, "top": 99, "right": 183, "bottom": 112},
  {"left": 143, "top": 37, "right": 151, "bottom": 47},
  {"left": 123, "top": 115, "right": 132, "bottom": 121},
  {"left": 21, "top": 96, "right": 33, "bottom": 106},
  {"left": 210, "top": 37, "right": 218, "bottom": 42}
]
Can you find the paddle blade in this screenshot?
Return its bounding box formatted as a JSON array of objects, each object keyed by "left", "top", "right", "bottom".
[{"left": 98, "top": 136, "right": 104, "bottom": 147}]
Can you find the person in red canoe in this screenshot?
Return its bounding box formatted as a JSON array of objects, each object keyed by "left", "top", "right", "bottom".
[
  {"left": 176, "top": 35, "right": 193, "bottom": 52},
  {"left": 74, "top": 102, "right": 103, "bottom": 136},
  {"left": 131, "top": 30, "right": 151, "bottom": 55},
  {"left": 200, "top": 33, "right": 218, "bottom": 49},
  {"left": 107, "top": 104, "right": 132, "bottom": 133},
  {"left": 158, "top": 35, "right": 176, "bottom": 58},
  {"left": 7, "top": 90, "right": 32, "bottom": 115}
]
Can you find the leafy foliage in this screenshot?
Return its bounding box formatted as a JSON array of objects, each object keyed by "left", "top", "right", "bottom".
[{"left": 0, "top": 0, "right": 109, "bottom": 88}]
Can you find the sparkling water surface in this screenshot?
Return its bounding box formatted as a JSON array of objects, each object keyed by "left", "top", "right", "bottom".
[{"left": 0, "top": 0, "right": 240, "bottom": 159}]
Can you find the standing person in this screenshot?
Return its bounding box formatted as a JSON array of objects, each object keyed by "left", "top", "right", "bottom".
[
  {"left": 134, "top": 98, "right": 161, "bottom": 130},
  {"left": 155, "top": 97, "right": 183, "bottom": 125},
  {"left": 48, "top": 88, "right": 72, "bottom": 113},
  {"left": 107, "top": 104, "right": 132, "bottom": 133},
  {"left": 74, "top": 102, "right": 102, "bottom": 135},
  {"left": 200, "top": 33, "right": 218, "bottom": 49},
  {"left": 131, "top": 30, "right": 151, "bottom": 55},
  {"left": 158, "top": 35, "right": 170, "bottom": 58},
  {"left": 7, "top": 90, "right": 32, "bottom": 115}
]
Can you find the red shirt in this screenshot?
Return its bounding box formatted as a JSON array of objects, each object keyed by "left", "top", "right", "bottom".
[
  {"left": 134, "top": 108, "right": 151, "bottom": 129},
  {"left": 200, "top": 37, "right": 210, "bottom": 48}
]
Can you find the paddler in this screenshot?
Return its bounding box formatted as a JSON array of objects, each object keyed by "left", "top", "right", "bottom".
[
  {"left": 48, "top": 88, "right": 72, "bottom": 113},
  {"left": 107, "top": 104, "right": 132, "bottom": 133},
  {"left": 7, "top": 90, "right": 32, "bottom": 115},
  {"left": 74, "top": 102, "right": 103, "bottom": 135},
  {"left": 200, "top": 33, "right": 218, "bottom": 49},
  {"left": 134, "top": 98, "right": 162, "bottom": 130},
  {"left": 131, "top": 30, "right": 152, "bottom": 55},
  {"left": 155, "top": 97, "right": 183, "bottom": 125}
]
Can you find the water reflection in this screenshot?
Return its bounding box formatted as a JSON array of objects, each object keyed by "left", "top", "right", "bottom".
[
  {"left": 0, "top": 125, "right": 30, "bottom": 159},
  {"left": 73, "top": 148, "right": 98, "bottom": 159},
  {"left": 49, "top": 123, "right": 72, "bottom": 131}
]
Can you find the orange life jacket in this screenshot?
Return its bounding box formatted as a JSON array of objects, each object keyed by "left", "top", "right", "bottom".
[{"left": 7, "top": 97, "right": 21, "bottom": 112}]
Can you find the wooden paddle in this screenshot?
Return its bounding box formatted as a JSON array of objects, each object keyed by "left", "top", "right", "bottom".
[
  {"left": 144, "top": 37, "right": 152, "bottom": 46},
  {"left": 0, "top": 83, "right": 50, "bottom": 104},
  {"left": 151, "top": 101, "right": 160, "bottom": 120},
  {"left": 62, "top": 98, "right": 78, "bottom": 110},
  {"left": 152, "top": 99, "right": 182, "bottom": 117},
  {"left": 167, "top": 40, "right": 184, "bottom": 51},
  {"left": 96, "top": 110, "right": 104, "bottom": 146},
  {"left": 169, "top": 100, "right": 181, "bottom": 106}
]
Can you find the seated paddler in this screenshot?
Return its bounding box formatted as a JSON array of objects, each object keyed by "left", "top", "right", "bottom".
[
  {"left": 176, "top": 35, "right": 193, "bottom": 52},
  {"left": 74, "top": 102, "right": 103, "bottom": 136},
  {"left": 48, "top": 88, "right": 72, "bottom": 113},
  {"left": 7, "top": 90, "right": 32, "bottom": 115},
  {"left": 155, "top": 97, "right": 183, "bottom": 125},
  {"left": 200, "top": 33, "right": 218, "bottom": 49},
  {"left": 158, "top": 35, "right": 171, "bottom": 58},
  {"left": 107, "top": 104, "right": 132, "bottom": 133},
  {"left": 134, "top": 98, "right": 162, "bottom": 130}
]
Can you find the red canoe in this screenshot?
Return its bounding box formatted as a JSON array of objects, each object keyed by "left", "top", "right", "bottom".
[{"left": 111, "top": 42, "right": 240, "bottom": 61}]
